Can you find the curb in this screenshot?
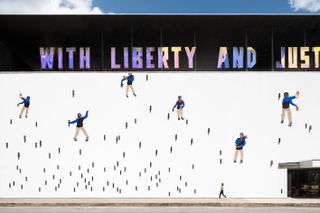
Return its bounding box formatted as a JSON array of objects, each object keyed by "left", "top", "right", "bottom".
[{"left": 1, "top": 202, "right": 320, "bottom": 207}]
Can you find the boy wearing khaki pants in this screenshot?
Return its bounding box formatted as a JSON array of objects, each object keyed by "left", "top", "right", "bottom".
[
  {"left": 281, "top": 91, "right": 299, "bottom": 127},
  {"left": 233, "top": 132, "right": 247, "bottom": 163},
  {"left": 121, "top": 73, "right": 136, "bottom": 98},
  {"left": 69, "top": 111, "right": 89, "bottom": 142},
  {"left": 17, "top": 93, "right": 30, "bottom": 118}
]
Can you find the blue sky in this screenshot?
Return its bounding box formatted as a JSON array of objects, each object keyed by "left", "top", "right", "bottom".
[
  {"left": 0, "top": 0, "right": 319, "bottom": 14},
  {"left": 95, "top": 0, "right": 319, "bottom": 13}
]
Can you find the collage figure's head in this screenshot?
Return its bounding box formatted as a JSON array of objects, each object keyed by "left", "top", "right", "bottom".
[
  {"left": 77, "top": 113, "right": 82, "bottom": 118},
  {"left": 26, "top": 96, "right": 30, "bottom": 100},
  {"left": 240, "top": 132, "right": 244, "bottom": 139},
  {"left": 178, "top": 96, "right": 182, "bottom": 101},
  {"left": 284, "top": 92, "right": 289, "bottom": 98}
]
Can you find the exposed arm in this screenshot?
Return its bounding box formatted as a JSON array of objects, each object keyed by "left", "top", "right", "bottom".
[{"left": 82, "top": 111, "right": 89, "bottom": 120}]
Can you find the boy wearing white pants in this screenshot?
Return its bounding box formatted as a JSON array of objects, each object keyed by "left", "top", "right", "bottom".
[{"left": 172, "top": 96, "right": 185, "bottom": 120}]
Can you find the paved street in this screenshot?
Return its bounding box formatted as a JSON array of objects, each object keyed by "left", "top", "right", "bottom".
[{"left": 0, "top": 207, "right": 320, "bottom": 213}]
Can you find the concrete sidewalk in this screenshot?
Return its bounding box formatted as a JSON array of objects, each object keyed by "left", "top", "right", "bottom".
[{"left": 0, "top": 198, "right": 320, "bottom": 207}]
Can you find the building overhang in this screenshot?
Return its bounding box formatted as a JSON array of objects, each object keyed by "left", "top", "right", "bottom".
[{"left": 279, "top": 159, "right": 320, "bottom": 169}]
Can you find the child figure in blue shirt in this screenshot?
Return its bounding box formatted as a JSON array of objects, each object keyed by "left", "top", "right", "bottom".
[
  {"left": 172, "top": 96, "right": 185, "bottom": 120},
  {"left": 69, "top": 111, "right": 89, "bottom": 142},
  {"left": 121, "top": 73, "right": 136, "bottom": 98},
  {"left": 233, "top": 132, "right": 247, "bottom": 164},
  {"left": 17, "top": 93, "right": 30, "bottom": 118},
  {"left": 281, "top": 91, "right": 300, "bottom": 127}
]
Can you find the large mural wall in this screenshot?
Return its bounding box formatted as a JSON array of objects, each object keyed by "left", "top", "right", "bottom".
[{"left": 0, "top": 72, "right": 319, "bottom": 198}]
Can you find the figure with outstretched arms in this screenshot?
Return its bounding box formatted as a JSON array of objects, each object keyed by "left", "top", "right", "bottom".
[
  {"left": 17, "top": 93, "right": 30, "bottom": 118},
  {"left": 281, "top": 91, "right": 300, "bottom": 127},
  {"left": 69, "top": 111, "right": 89, "bottom": 142}
]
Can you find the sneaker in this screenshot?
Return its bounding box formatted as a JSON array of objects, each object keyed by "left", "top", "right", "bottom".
[
  {"left": 85, "top": 137, "right": 89, "bottom": 142},
  {"left": 288, "top": 122, "right": 292, "bottom": 127},
  {"left": 281, "top": 120, "right": 284, "bottom": 124},
  {"left": 25, "top": 115, "right": 28, "bottom": 118},
  {"left": 181, "top": 117, "right": 185, "bottom": 120},
  {"left": 74, "top": 137, "right": 77, "bottom": 142},
  {"left": 178, "top": 118, "right": 181, "bottom": 120},
  {"left": 233, "top": 160, "right": 236, "bottom": 163},
  {"left": 240, "top": 160, "right": 243, "bottom": 163},
  {"left": 126, "top": 95, "right": 129, "bottom": 98},
  {"left": 133, "top": 93, "right": 137, "bottom": 97},
  {"left": 19, "top": 115, "right": 22, "bottom": 119}
]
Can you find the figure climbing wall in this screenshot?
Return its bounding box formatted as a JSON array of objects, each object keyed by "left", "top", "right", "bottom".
[{"left": 0, "top": 72, "right": 319, "bottom": 198}]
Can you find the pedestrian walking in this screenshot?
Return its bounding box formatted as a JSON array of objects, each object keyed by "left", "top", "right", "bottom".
[{"left": 219, "top": 183, "right": 227, "bottom": 199}]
